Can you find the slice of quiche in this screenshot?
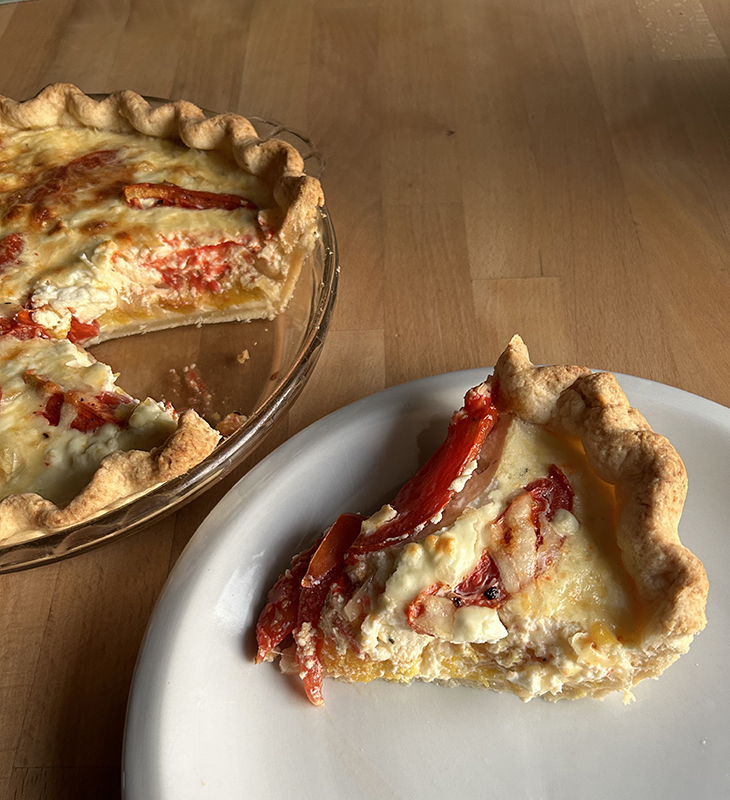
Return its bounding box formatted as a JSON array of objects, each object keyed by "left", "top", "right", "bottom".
[{"left": 255, "top": 336, "right": 708, "bottom": 705}]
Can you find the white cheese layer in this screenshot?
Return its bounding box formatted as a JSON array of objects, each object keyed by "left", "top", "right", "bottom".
[
  {"left": 0, "top": 336, "right": 177, "bottom": 505},
  {"left": 450, "top": 606, "right": 508, "bottom": 644}
]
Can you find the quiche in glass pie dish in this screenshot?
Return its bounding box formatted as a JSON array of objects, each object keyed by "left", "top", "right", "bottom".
[
  {"left": 0, "top": 83, "right": 328, "bottom": 550},
  {"left": 256, "top": 336, "right": 709, "bottom": 706}
]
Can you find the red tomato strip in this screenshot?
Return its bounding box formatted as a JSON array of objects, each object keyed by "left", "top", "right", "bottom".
[
  {"left": 122, "top": 183, "right": 258, "bottom": 212},
  {"left": 405, "top": 550, "right": 506, "bottom": 636},
  {"left": 255, "top": 514, "right": 364, "bottom": 703},
  {"left": 0, "top": 233, "right": 24, "bottom": 270},
  {"left": 295, "top": 633, "right": 325, "bottom": 707},
  {"left": 151, "top": 242, "right": 240, "bottom": 294},
  {"left": 255, "top": 539, "right": 321, "bottom": 664},
  {"left": 404, "top": 467, "right": 573, "bottom": 634},
  {"left": 1, "top": 309, "right": 98, "bottom": 344},
  {"left": 302, "top": 513, "right": 364, "bottom": 590},
  {"left": 67, "top": 317, "right": 100, "bottom": 344},
  {"left": 453, "top": 549, "right": 506, "bottom": 608},
  {"left": 0, "top": 310, "right": 50, "bottom": 341},
  {"left": 41, "top": 392, "right": 65, "bottom": 426},
  {"left": 524, "top": 465, "right": 574, "bottom": 530},
  {"left": 346, "top": 384, "right": 498, "bottom": 559},
  {"left": 24, "top": 372, "right": 132, "bottom": 432},
  {"left": 405, "top": 583, "right": 440, "bottom": 632},
  {"left": 3, "top": 151, "right": 120, "bottom": 226},
  {"left": 66, "top": 390, "right": 128, "bottom": 432},
  {"left": 22, "top": 151, "right": 119, "bottom": 209},
  {"left": 294, "top": 513, "right": 364, "bottom": 705}
]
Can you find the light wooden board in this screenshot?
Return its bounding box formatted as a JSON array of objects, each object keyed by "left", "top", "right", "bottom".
[{"left": 1, "top": 0, "right": 729, "bottom": 796}]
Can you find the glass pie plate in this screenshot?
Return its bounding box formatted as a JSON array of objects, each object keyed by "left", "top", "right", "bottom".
[{"left": 0, "top": 109, "right": 338, "bottom": 573}]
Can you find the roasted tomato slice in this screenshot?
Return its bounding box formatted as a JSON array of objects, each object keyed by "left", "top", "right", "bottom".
[
  {"left": 405, "top": 583, "right": 441, "bottom": 633},
  {"left": 524, "top": 464, "right": 574, "bottom": 526},
  {"left": 67, "top": 317, "right": 100, "bottom": 344},
  {"left": 294, "top": 513, "right": 363, "bottom": 706},
  {"left": 24, "top": 372, "right": 132, "bottom": 432},
  {"left": 122, "top": 183, "right": 258, "bottom": 211},
  {"left": 0, "top": 233, "right": 24, "bottom": 271},
  {"left": 405, "top": 467, "right": 574, "bottom": 634},
  {"left": 452, "top": 549, "right": 506, "bottom": 608},
  {"left": 66, "top": 391, "right": 129, "bottom": 432},
  {"left": 3, "top": 151, "right": 122, "bottom": 227},
  {"left": 0, "top": 309, "right": 50, "bottom": 341},
  {"left": 255, "top": 514, "right": 363, "bottom": 704},
  {"left": 346, "top": 384, "right": 498, "bottom": 559},
  {"left": 254, "top": 539, "right": 321, "bottom": 665},
  {"left": 40, "top": 392, "right": 65, "bottom": 426}
]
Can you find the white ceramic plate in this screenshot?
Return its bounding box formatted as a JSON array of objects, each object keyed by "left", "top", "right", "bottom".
[{"left": 123, "top": 370, "right": 729, "bottom": 800}]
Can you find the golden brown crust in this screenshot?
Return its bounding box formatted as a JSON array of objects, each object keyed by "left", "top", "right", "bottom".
[
  {"left": 0, "top": 83, "right": 324, "bottom": 260},
  {"left": 0, "top": 410, "right": 220, "bottom": 540},
  {"left": 493, "top": 334, "right": 708, "bottom": 654}
]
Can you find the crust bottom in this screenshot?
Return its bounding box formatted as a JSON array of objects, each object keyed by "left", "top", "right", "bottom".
[
  {"left": 318, "top": 648, "right": 686, "bottom": 702},
  {"left": 318, "top": 636, "right": 692, "bottom": 703},
  {"left": 88, "top": 299, "right": 281, "bottom": 345}
]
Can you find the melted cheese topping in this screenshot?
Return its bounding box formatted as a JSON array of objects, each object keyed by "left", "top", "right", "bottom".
[
  {"left": 349, "top": 417, "right": 640, "bottom": 691},
  {"left": 0, "top": 128, "right": 280, "bottom": 337},
  {"left": 0, "top": 336, "right": 177, "bottom": 504}
]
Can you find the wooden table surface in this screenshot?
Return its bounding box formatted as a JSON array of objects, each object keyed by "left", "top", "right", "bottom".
[{"left": 1, "top": 0, "right": 730, "bottom": 797}]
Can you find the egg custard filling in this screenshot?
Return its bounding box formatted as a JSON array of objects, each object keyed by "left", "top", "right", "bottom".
[
  {"left": 0, "top": 336, "right": 178, "bottom": 505},
  {"left": 0, "top": 123, "right": 315, "bottom": 342},
  {"left": 0, "top": 334, "right": 219, "bottom": 541},
  {"left": 256, "top": 337, "right": 708, "bottom": 706}
]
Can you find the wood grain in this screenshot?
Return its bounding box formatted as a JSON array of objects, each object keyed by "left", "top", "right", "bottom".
[{"left": 1, "top": 0, "right": 729, "bottom": 796}]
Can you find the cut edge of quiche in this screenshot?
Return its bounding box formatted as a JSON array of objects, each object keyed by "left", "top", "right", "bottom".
[
  {"left": 255, "top": 335, "right": 709, "bottom": 706},
  {"left": 0, "top": 83, "right": 325, "bottom": 342}
]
